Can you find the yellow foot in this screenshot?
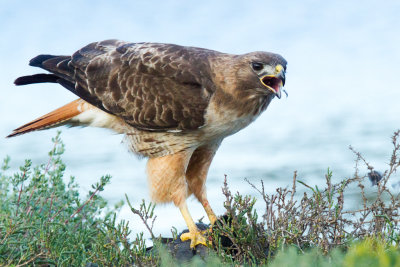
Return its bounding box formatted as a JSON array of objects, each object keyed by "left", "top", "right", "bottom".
[{"left": 180, "top": 230, "right": 210, "bottom": 248}]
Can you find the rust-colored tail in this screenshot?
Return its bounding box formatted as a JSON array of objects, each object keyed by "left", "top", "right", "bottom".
[{"left": 7, "top": 99, "right": 86, "bottom": 138}]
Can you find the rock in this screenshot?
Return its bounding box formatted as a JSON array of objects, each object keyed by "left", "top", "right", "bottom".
[
  {"left": 147, "top": 222, "right": 211, "bottom": 262},
  {"left": 147, "top": 215, "right": 254, "bottom": 262},
  {"left": 167, "top": 222, "right": 211, "bottom": 261}
]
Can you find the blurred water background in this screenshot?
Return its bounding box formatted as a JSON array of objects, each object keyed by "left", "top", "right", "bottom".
[{"left": 0, "top": 0, "right": 399, "bottom": 239}]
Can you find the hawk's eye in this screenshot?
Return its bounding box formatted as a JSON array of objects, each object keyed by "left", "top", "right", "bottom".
[{"left": 251, "top": 62, "right": 263, "bottom": 71}]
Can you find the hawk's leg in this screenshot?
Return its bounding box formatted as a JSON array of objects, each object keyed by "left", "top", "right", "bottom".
[
  {"left": 201, "top": 199, "right": 217, "bottom": 225},
  {"left": 146, "top": 151, "right": 193, "bottom": 205},
  {"left": 147, "top": 150, "right": 209, "bottom": 248},
  {"left": 179, "top": 201, "right": 210, "bottom": 248},
  {"left": 186, "top": 142, "right": 220, "bottom": 226}
]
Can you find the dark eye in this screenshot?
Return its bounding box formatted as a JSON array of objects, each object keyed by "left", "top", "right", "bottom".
[{"left": 251, "top": 62, "right": 263, "bottom": 71}]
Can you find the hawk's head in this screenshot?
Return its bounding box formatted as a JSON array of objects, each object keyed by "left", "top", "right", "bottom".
[
  {"left": 212, "top": 51, "right": 287, "bottom": 102},
  {"left": 237, "top": 51, "right": 287, "bottom": 99},
  {"left": 209, "top": 51, "right": 287, "bottom": 115}
]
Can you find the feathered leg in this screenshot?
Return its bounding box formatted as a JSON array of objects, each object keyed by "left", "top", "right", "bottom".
[
  {"left": 186, "top": 142, "right": 221, "bottom": 225},
  {"left": 147, "top": 149, "right": 208, "bottom": 248}
]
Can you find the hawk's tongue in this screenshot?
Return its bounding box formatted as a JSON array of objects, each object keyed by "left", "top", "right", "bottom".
[
  {"left": 261, "top": 76, "right": 283, "bottom": 99},
  {"left": 273, "top": 79, "right": 284, "bottom": 99},
  {"left": 275, "top": 86, "right": 282, "bottom": 99}
]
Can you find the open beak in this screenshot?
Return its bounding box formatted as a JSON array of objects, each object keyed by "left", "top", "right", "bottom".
[{"left": 260, "top": 64, "right": 286, "bottom": 99}]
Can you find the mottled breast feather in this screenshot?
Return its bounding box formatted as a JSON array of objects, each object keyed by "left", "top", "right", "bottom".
[{"left": 39, "top": 40, "right": 219, "bottom": 132}]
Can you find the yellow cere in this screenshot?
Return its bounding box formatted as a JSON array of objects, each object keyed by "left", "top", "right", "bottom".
[{"left": 275, "top": 64, "right": 284, "bottom": 74}]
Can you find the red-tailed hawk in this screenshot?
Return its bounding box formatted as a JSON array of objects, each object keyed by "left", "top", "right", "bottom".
[{"left": 8, "top": 40, "right": 287, "bottom": 248}]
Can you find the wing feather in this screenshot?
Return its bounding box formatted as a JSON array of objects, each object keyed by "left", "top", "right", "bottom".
[{"left": 33, "top": 40, "right": 217, "bottom": 131}]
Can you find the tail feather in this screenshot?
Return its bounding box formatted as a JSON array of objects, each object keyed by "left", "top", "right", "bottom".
[
  {"left": 7, "top": 99, "right": 85, "bottom": 138},
  {"left": 14, "top": 54, "right": 73, "bottom": 86},
  {"left": 14, "top": 74, "right": 60, "bottom": 86},
  {"left": 29, "top": 54, "right": 59, "bottom": 67}
]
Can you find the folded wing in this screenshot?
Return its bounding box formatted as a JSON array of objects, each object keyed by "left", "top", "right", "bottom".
[{"left": 15, "top": 40, "right": 218, "bottom": 132}]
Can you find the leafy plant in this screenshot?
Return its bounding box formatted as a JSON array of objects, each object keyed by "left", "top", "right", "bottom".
[
  {"left": 0, "top": 132, "right": 157, "bottom": 266},
  {"left": 1, "top": 130, "right": 399, "bottom": 266},
  {"left": 210, "top": 130, "right": 400, "bottom": 265}
]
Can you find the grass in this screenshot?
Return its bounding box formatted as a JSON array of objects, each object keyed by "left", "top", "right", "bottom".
[{"left": 0, "top": 130, "right": 399, "bottom": 266}]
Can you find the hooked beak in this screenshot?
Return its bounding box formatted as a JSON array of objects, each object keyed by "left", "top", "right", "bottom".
[{"left": 260, "top": 64, "right": 286, "bottom": 99}]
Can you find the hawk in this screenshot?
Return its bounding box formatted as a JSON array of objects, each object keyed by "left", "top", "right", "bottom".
[{"left": 8, "top": 40, "right": 287, "bottom": 248}]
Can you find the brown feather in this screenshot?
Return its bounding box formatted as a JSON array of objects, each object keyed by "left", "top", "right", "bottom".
[
  {"left": 7, "top": 99, "right": 86, "bottom": 138},
  {"left": 27, "top": 40, "right": 218, "bottom": 132}
]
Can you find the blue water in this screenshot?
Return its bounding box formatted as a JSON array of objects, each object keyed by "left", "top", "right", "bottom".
[{"left": 0, "top": 0, "right": 399, "bottom": 238}]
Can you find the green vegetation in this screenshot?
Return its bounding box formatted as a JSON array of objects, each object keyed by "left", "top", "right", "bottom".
[
  {"left": 1, "top": 131, "right": 400, "bottom": 266},
  {"left": 0, "top": 133, "right": 156, "bottom": 266}
]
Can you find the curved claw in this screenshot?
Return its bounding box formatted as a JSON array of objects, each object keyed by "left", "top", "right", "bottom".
[{"left": 180, "top": 230, "right": 211, "bottom": 248}]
